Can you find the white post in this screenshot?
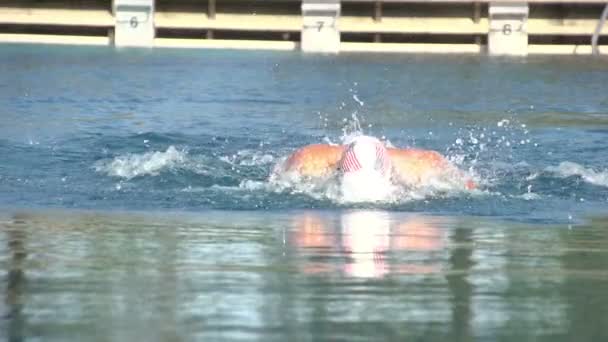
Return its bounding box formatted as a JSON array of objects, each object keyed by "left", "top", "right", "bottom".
[
  {"left": 301, "top": 0, "right": 341, "bottom": 53},
  {"left": 113, "top": 0, "right": 155, "bottom": 47},
  {"left": 488, "top": 2, "right": 529, "bottom": 56}
]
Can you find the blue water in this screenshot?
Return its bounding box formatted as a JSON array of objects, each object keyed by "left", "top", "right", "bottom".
[
  {"left": 2, "top": 45, "right": 608, "bottom": 342},
  {"left": 1, "top": 45, "right": 607, "bottom": 222}
]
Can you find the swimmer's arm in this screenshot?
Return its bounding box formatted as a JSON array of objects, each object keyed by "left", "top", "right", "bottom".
[{"left": 427, "top": 152, "right": 477, "bottom": 190}]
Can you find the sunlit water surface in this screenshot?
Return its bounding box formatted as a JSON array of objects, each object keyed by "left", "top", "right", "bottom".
[{"left": 1, "top": 45, "right": 608, "bottom": 341}]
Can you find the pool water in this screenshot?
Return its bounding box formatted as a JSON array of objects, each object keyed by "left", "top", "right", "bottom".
[{"left": 1, "top": 45, "right": 608, "bottom": 341}]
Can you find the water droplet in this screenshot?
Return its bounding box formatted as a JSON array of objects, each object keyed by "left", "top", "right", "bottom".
[
  {"left": 497, "top": 119, "right": 510, "bottom": 127},
  {"left": 352, "top": 94, "right": 364, "bottom": 107}
]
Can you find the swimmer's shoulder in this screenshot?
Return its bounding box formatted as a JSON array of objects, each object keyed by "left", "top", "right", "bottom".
[
  {"left": 284, "top": 144, "right": 345, "bottom": 176},
  {"left": 304, "top": 144, "right": 344, "bottom": 154},
  {"left": 289, "top": 144, "right": 344, "bottom": 162},
  {"left": 388, "top": 147, "right": 476, "bottom": 189},
  {"left": 387, "top": 147, "right": 446, "bottom": 165}
]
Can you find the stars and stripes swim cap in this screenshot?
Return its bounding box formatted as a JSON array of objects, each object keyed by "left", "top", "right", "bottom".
[{"left": 339, "top": 135, "right": 391, "bottom": 177}]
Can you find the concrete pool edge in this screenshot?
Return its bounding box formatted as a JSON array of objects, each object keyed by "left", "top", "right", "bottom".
[{"left": 1, "top": 34, "right": 607, "bottom": 55}]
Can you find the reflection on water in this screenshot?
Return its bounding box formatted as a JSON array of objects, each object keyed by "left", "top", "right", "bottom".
[
  {"left": 290, "top": 211, "right": 446, "bottom": 278},
  {"left": 4, "top": 215, "right": 26, "bottom": 342},
  {"left": 1, "top": 210, "right": 608, "bottom": 341}
]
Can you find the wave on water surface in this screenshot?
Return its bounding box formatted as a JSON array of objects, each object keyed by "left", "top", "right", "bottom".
[{"left": 546, "top": 162, "right": 608, "bottom": 188}]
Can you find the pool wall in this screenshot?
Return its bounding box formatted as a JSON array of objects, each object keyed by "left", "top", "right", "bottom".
[{"left": 0, "top": 0, "right": 606, "bottom": 55}]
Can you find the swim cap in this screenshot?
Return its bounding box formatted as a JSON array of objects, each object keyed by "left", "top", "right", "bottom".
[
  {"left": 339, "top": 136, "right": 391, "bottom": 177},
  {"left": 338, "top": 136, "right": 392, "bottom": 201}
]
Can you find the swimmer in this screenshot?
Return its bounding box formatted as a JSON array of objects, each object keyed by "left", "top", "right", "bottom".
[{"left": 275, "top": 135, "right": 476, "bottom": 192}]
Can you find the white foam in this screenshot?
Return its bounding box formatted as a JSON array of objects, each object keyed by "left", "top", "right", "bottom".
[
  {"left": 546, "top": 162, "right": 608, "bottom": 188},
  {"left": 220, "top": 150, "right": 276, "bottom": 167},
  {"left": 340, "top": 172, "right": 395, "bottom": 203},
  {"left": 516, "top": 192, "right": 541, "bottom": 200},
  {"left": 94, "top": 146, "right": 186, "bottom": 179},
  {"left": 237, "top": 151, "right": 275, "bottom": 166},
  {"left": 514, "top": 184, "right": 541, "bottom": 200}
]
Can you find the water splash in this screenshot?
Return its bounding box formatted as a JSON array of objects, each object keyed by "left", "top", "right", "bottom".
[
  {"left": 445, "top": 116, "right": 534, "bottom": 188},
  {"left": 352, "top": 94, "right": 365, "bottom": 107},
  {"left": 341, "top": 112, "right": 364, "bottom": 139},
  {"left": 517, "top": 184, "right": 541, "bottom": 200},
  {"left": 94, "top": 146, "right": 187, "bottom": 179}
]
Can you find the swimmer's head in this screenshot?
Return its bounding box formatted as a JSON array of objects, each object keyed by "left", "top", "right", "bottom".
[{"left": 338, "top": 136, "right": 392, "bottom": 201}]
